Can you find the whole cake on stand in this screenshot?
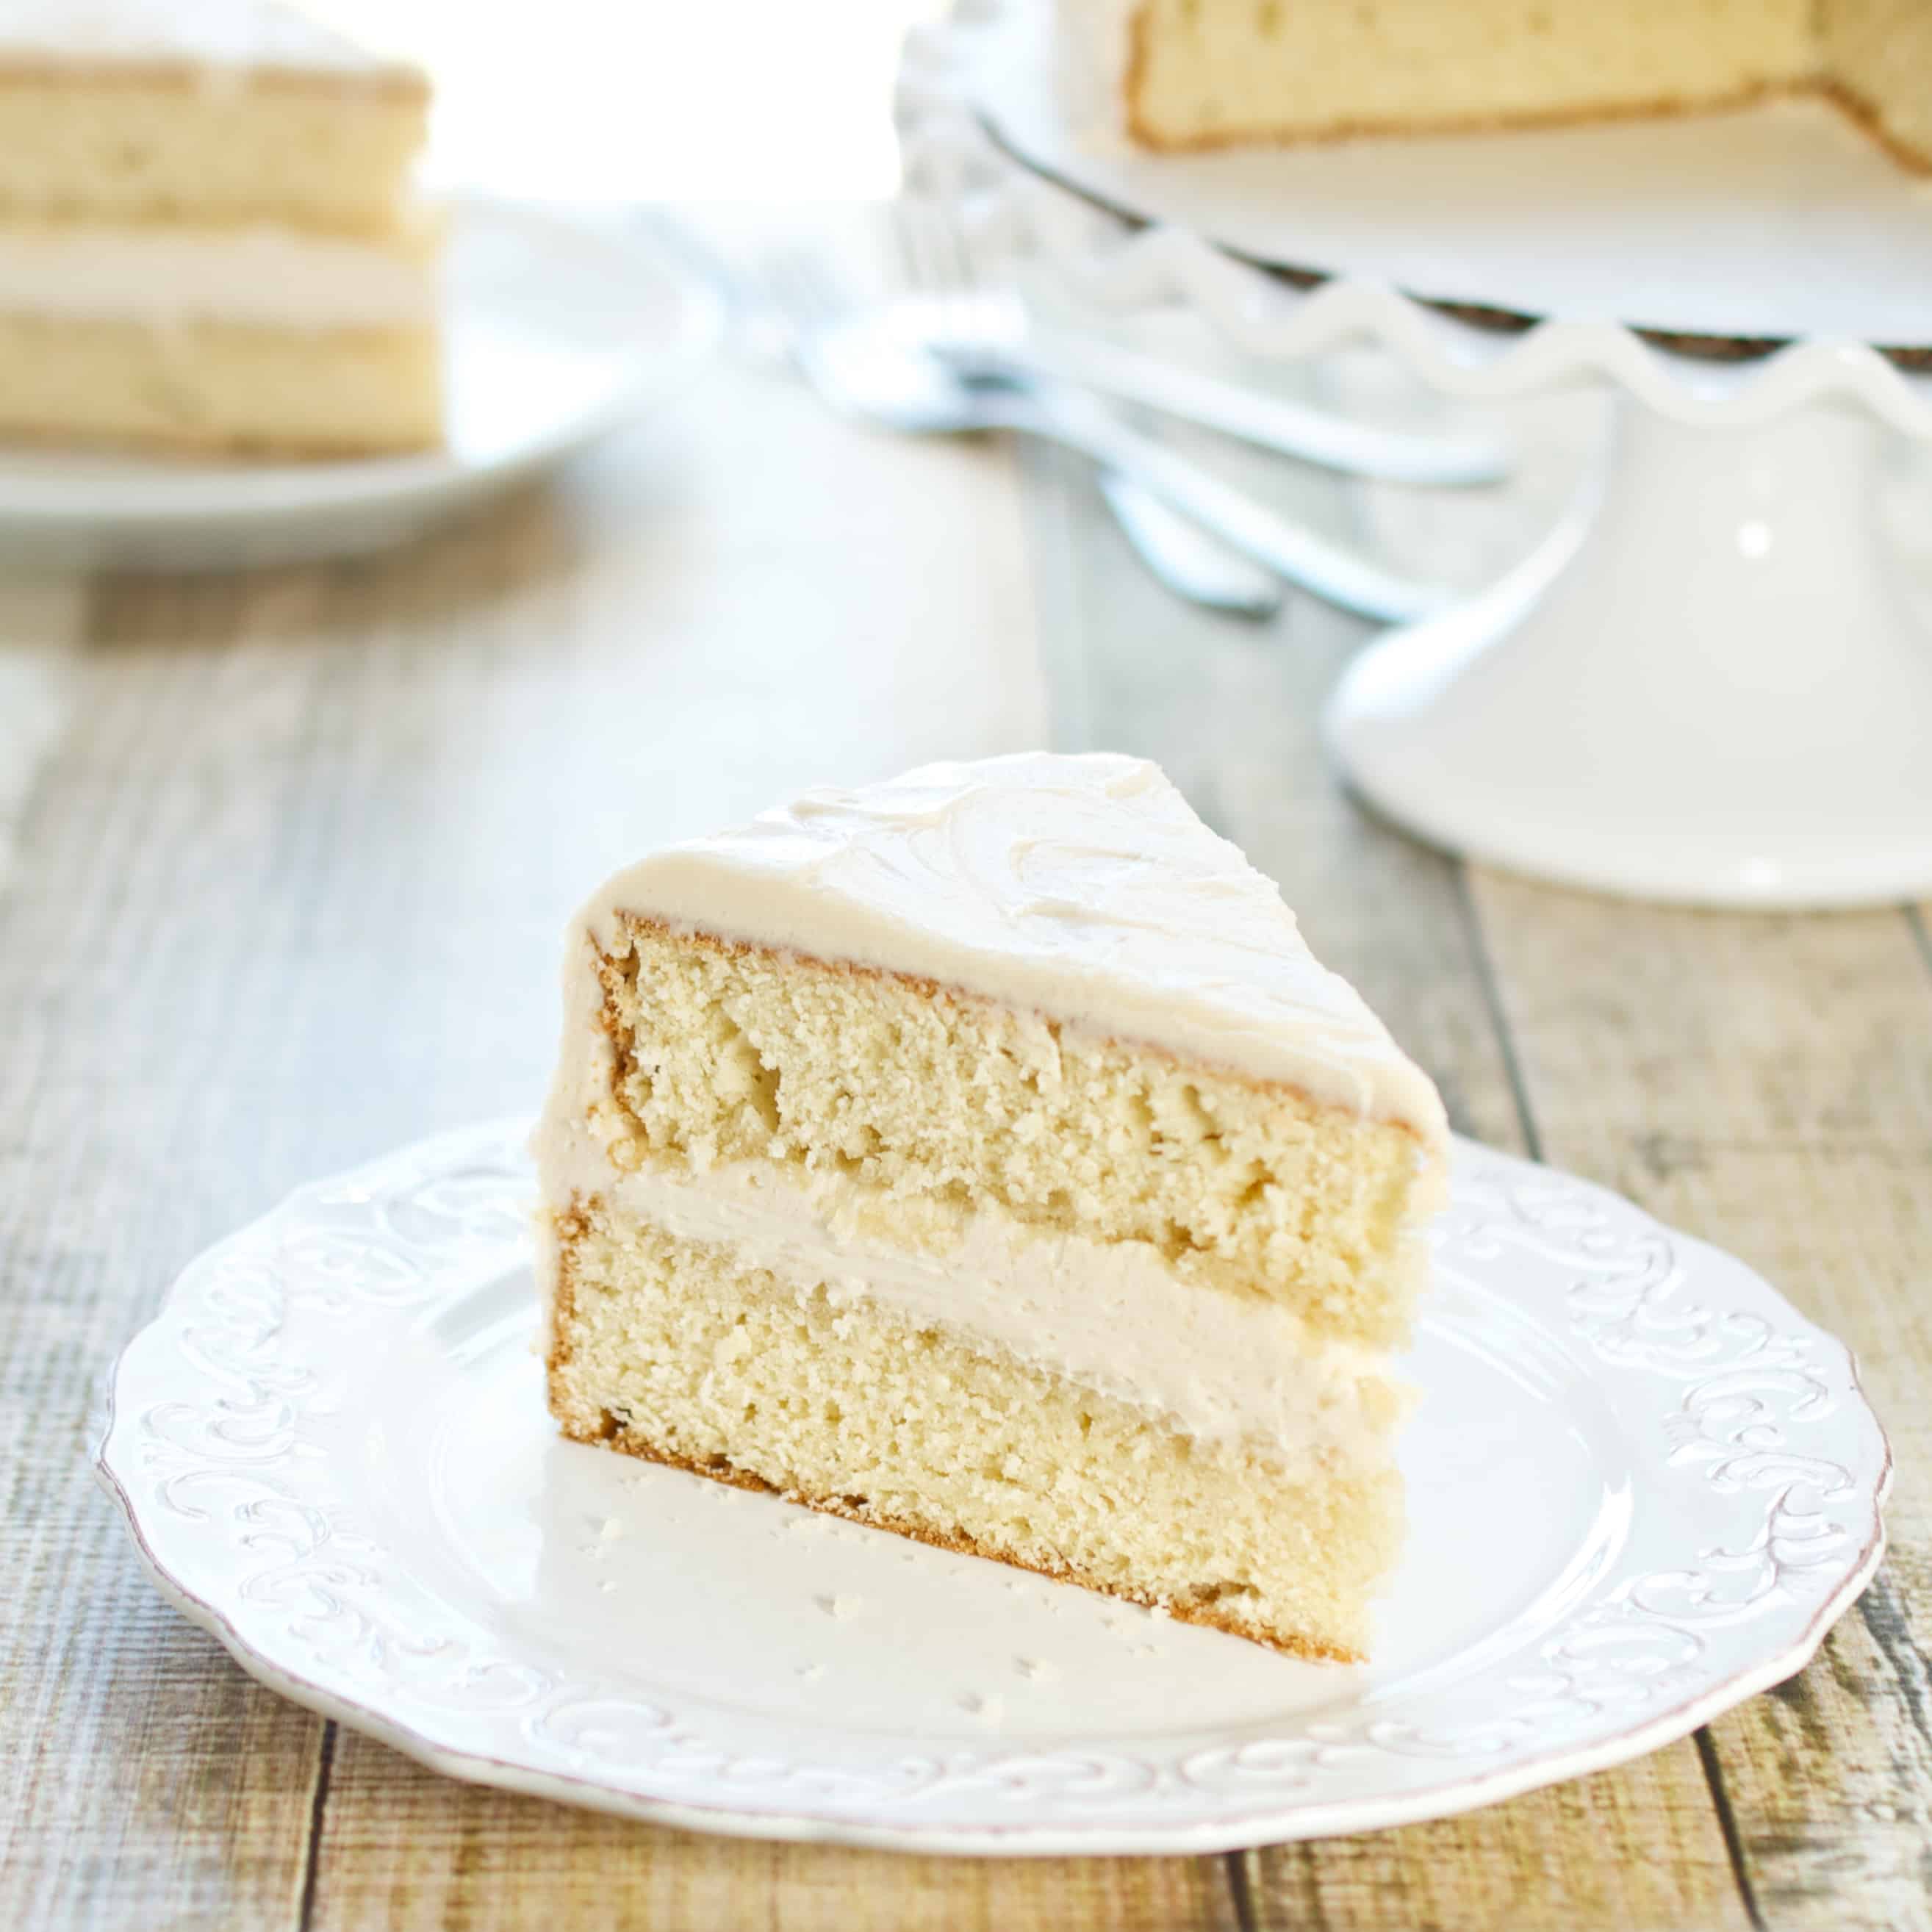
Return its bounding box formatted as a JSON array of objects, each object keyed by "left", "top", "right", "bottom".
[
  {"left": 905, "top": 1, "right": 1932, "bottom": 908},
  {"left": 1071, "top": 0, "right": 1932, "bottom": 165}
]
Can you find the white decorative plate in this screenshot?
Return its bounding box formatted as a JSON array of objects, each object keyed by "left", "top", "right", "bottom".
[
  {"left": 0, "top": 201, "right": 720, "bottom": 572},
  {"left": 97, "top": 1120, "right": 1890, "bottom": 1853}
]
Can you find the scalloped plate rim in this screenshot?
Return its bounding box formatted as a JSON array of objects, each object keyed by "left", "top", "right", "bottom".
[{"left": 94, "top": 1117, "right": 1894, "bottom": 1855}]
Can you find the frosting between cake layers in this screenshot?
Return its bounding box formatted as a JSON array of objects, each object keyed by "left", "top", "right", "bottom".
[
  {"left": 552, "top": 1146, "right": 1404, "bottom": 1465},
  {"left": 0, "top": 223, "right": 437, "bottom": 327},
  {"left": 570, "top": 753, "right": 1448, "bottom": 1139}
]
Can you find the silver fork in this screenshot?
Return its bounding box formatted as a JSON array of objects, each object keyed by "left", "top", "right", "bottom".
[
  {"left": 755, "top": 249, "right": 1455, "bottom": 628},
  {"left": 643, "top": 213, "right": 1265, "bottom": 611},
  {"left": 891, "top": 203, "right": 1282, "bottom": 620},
  {"left": 891, "top": 200, "right": 1509, "bottom": 488}
]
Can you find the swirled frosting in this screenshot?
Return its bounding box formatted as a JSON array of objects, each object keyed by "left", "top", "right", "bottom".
[{"left": 575, "top": 752, "right": 1446, "bottom": 1135}]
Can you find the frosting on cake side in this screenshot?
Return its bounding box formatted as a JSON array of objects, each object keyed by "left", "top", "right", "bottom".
[
  {"left": 536, "top": 1148, "right": 1401, "bottom": 1462},
  {"left": 0, "top": 222, "right": 437, "bottom": 326}
]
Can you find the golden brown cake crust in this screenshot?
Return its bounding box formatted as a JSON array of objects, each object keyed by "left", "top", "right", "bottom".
[
  {"left": 556, "top": 1414, "right": 1362, "bottom": 1666},
  {"left": 1817, "top": 73, "right": 1932, "bottom": 170}
]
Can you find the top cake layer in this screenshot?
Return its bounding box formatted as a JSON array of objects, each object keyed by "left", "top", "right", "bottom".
[
  {"left": 574, "top": 753, "right": 1448, "bottom": 1136},
  {"left": 542, "top": 753, "right": 1448, "bottom": 1349},
  {"left": 0, "top": 0, "right": 428, "bottom": 227}
]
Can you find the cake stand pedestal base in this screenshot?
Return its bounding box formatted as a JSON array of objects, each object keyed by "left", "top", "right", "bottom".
[{"left": 1324, "top": 398, "right": 1932, "bottom": 908}]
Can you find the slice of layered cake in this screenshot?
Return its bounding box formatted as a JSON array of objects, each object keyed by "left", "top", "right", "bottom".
[
  {"left": 1074, "top": 0, "right": 1932, "bottom": 169},
  {"left": 535, "top": 754, "right": 1448, "bottom": 1661},
  {"left": 0, "top": 0, "right": 439, "bottom": 455}
]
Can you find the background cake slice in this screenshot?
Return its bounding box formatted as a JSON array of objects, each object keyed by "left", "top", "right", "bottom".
[
  {"left": 535, "top": 753, "right": 1449, "bottom": 1661},
  {"left": 0, "top": 0, "right": 440, "bottom": 456},
  {"left": 1080, "top": 0, "right": 1932, "bottom": 169}
]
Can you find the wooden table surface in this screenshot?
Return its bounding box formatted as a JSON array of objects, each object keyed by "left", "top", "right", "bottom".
[{"left": 1, "top": 233, "right": 1926, "bottom": 1932}]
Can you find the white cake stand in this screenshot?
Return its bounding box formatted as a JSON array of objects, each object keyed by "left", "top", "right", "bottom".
[{"left": 902, "top": 4, "right": 1932, "bottom": 908}]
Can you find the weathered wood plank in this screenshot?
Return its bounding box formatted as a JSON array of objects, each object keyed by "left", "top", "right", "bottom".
[
  {"left": 0, "top": 583, "right": 337, "bottom": 1932},
  {"left": 0, "top": 579, "right": 85, "bottom": 884},
  {"left": 0, "top": 368, "right": 1055, "bottom": 1929},
  {"left": 1470, "top": 875, "right": 1932, "bottom": 1931},
  {"left": 1020, "top": 423, "right": 1753, "bottom": 1932},
  {"left": 1243, "top": 1759, "right": 1754, "bottom": 1932},
  {"left": 311, "top": 1731, "right": 1237, "bottom": 1932}
]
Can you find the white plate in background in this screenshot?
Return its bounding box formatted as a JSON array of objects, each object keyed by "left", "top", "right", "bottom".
[
  {"left": 96, "top": 1120, "right": 1889, "bottom": 1853},
  {"left": 0, "top": 200, "right": 721, "bottom": 572}
]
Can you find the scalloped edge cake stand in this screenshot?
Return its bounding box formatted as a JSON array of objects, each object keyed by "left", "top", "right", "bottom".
[
  {"left": 1324, "top": 370, "right": 1932, "bottom": 909},
  {"left": 900, "top": 8, "right": 1932, "bottom": 908}
]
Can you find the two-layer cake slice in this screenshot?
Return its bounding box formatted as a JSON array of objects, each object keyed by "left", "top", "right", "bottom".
[
  {"left": 535, "top": 754, "right": 1448, "bottom": 1661},
  {"left": 0, "top": 0, "right": 439, "bottom": 455},
  {"left": 1085, "top": 0, "right": 1932, "bottom": 170}
]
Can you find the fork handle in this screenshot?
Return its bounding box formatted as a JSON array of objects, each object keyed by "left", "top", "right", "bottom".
[
  {"left": 999, "top": 385, "right": 1454, "bottom": 626},
  {"left": 1013, "top": 331, "right": 1509, "bottom": 487}
]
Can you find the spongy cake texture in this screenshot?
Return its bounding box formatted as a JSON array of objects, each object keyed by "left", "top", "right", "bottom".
[
  {"left": 550, "top": 1210, "right": 1402, "bottom": 1661},
  {"left": 537, "top": 754, "right": 1448, "bottom": 1662},
  {"left": 596, "top": 919, "right": 1434, "bottom": 1346},
  {"left": 0, "top": 68, "right": 426, "bottom": 225},
  {"left": 0, "top": 312, "right": 439, "bottom": 453},
  {"left": 0, "top": 0, "right": 439, "bottom": 455}
]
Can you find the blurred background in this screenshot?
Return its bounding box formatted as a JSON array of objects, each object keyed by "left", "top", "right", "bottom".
[{"left": 316, "top": 0, "right": 944, "bottom": 199}]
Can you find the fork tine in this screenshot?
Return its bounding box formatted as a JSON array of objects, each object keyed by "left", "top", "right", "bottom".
[
  {"left": 894, "top": 195, "right": 1017, "bottom": 368},
  {"left": 894, "top": 196, "right": 979, "bottom": 359},
  {"left": 888, "top": 197, "right": 934, "bottom": 295},
  {"left": 892, "top": 197, "right": 952, "bottom": 343},
  {"left": 934, "top": 201, "right": 1002, "bottom": 351},
  {"left": 926, "top": 198, "right": 974, "bottom": 292},
  {"left": 921, "top": 199, "right": 974, "bottom": 352}
]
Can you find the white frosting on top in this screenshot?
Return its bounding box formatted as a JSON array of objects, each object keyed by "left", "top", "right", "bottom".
[
  {"left": 0, "top": 221, "right": 437, "bottom": 326},
  {"left": 577, "top": 752, "right": 1446, "bottom": 1134},
  {"left": 554, "top": 1150, "right": 1401, "bottom": 1463},
  {"left": 0, "top": 0, "right": 420, "bottom": 81}
]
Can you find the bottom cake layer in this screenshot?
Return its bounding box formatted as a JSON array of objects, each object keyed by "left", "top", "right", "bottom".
[
  {"left": 547, "top": 1205, "right": 1405, "bottom": 1661},
  {"left": 0, "top": 311, "right": 441, "bottom": 456}
]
